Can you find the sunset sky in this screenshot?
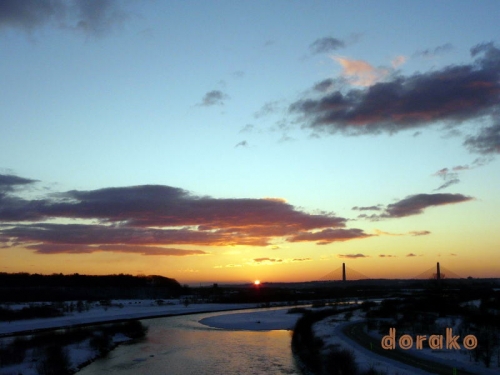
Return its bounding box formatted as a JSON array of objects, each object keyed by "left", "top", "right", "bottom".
[{"left": 1, "top": 1, "right": 500, "bottom": 284}]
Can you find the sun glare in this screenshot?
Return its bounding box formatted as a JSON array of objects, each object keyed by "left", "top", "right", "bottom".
[{"left": 254, "top": 280, "right": 261, "bottom": 286}]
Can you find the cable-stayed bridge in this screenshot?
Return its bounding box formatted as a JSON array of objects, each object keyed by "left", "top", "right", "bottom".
[
  {"left": 413, "top": 263, "right": 462, "bottom": 280},
  {"left": 320, "top": 262, "right": 462, "bottom": 281}
]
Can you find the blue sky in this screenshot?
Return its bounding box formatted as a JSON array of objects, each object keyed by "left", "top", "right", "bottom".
[{"left": 1, "top": 1, "right": 500, "bottom": 283}]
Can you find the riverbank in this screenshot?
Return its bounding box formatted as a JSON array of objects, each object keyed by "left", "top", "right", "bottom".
[
  {"left": 0, "top": 300, "right": 258, "bottom": 337},
  {"left": 0, "top": 320, "right": 148, "bottom": 375},
  {"left": 0, "top": 300, "right": 259, "bottom": 375}
]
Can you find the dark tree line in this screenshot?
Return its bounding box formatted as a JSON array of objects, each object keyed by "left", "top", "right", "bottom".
[{"left": 0, "top": 272, "right": 182, "bottom": 302}]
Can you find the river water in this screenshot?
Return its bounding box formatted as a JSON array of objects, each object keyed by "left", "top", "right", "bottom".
[{"left": 77, "top": 309, "right": 303, "bottom": 375}]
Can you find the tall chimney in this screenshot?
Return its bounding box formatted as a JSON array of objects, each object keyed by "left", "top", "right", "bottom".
[
  {"left": 342, "top": 263, "right": 346, "bottom": 282},
  {"left": 437, "top": 262, "right": 441, "bottom": 285}
]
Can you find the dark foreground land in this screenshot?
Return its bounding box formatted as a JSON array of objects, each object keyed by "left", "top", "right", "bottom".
[
  {"left": 289, "top": 278, "right": 500, "bottom": 375},
  {"left": 1, "top": 273, "right": 500, "bottom": 375}
]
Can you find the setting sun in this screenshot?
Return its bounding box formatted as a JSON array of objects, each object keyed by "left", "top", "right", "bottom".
[{"left": 254, "top": 280, "right": 261, "bottom": 286}]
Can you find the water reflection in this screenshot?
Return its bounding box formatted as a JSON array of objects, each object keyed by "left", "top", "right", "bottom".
[{"left": 78, "top": 310, "right": 302, "bottom": 375}]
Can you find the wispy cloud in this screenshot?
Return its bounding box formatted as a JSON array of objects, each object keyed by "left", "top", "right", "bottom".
[
  {"left": 433, "top": 157, "right": 493, "bottom": 190},
  {"left": 413, "top": 43, "right": 453, "bottom": 58},
  {"left": 380, "top": 193, "right": 473, "bottom": 219},
  {"left": 235, "top": 140, "right": 248, "bottom": 148},
  {"left": 338, "top": 253, "right": 368, "bottom": 259},
  {"left": 359, "top": 193, "right": 473, "bottom": 220},
  {"left": 254, "top": 101, "right": 282, "bottom": 118},
  {"left": 433, "top": 167, "right": 461, "bottom": 191},
  {"left": 352, "top": 205, "right": 382, "bottom": 211},
  {"left": 374, "top": 229, "right": 431, "bottom": 237},
  {"left": 313, "top": 79, "right": 336, "bottom": 93},
  {"left": 391, "top": 55, "right": 407, "bottom": 68},
  {"left": 309, "top": 36, "right": 345, "bottom": 54},
  {"left": 253, "top": 257, "right": 282, "bottom": 263},
  {"left": 200, "top": 90, "right": 229, "bottom": 106},
  {"left": 288, "top": 228, "right": 371, "bottom": 245},
  {"left": 239, "top": 124, "right": 255, "bottom": 133},
  {"left": 409, "top": 230, "right": 431, "bottom": 236},
  {"left": 332, "top": 56, "right": 390, "bottom": 86}
]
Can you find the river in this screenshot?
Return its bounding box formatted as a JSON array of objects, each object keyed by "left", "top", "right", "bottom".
[{"left": 77, "top": 309, "right": 304, "bottom": 375}]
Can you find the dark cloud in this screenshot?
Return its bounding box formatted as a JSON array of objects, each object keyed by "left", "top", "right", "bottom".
[
  {"left": 313, "top": 79, "right": 335, "bottom": 93},
  {"left": 406, "top": 253, "right": 417, "bottom": 257},
  {"left": 289, "top": 43, "right": 500, "bottom": 152},
  {"left": 0, "top": 174, "right": 43, "bottom": 221},
  {"left": 0, "top": 0, "right": 62, "bottom": 30},
  {"left": 27, "top": 243, "right": 207, "bottom": 256},
  {"left": 40, "top": 185, "right": 347, "bottom": 230},
  {"left": 380, "top": 193, "right": 473, "bottom": 219},
  {"left": 379, "top": 254, "right": 396, "bottom": 258},
  {"left": 1, "top": 223, "right": 253, "bottom": 246},
  {"left": 0, "top": 174, "right": 37, "bottom": 193},
  {"left": 464, "top": 121, "right": 500, "bottom": 154},
  {"left": 0, "top": 176, "right": 369, "bottom": 254},
  {"left": 0, "top": 0, "right": 128, "bottom": 35},
  {"left": 288, "top": 228, "right": 371, "bottom": 245},
  {"left": 200, "top": 90, "right": 229, "bottom": 106},
  {"left": 292, "top": 258, "right": 311, "bottom": 262},
  {"left": 338, "top": 253, "right": 367, "bottom": 259},
  {"left": 309, "top": 37, "right": 345, "bottom": 54}
]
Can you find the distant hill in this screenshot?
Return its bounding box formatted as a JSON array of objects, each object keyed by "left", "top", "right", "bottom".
[{"left": 0, "top": 272, "right": 183, "bottom": 302}]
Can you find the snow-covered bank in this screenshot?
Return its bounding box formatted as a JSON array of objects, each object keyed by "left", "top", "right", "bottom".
[
  {"left": 313, "top": 311, "right": 500, "bottom": 375},
  {"left": 0, "top": 321, "right": 146, "bottom": 375},
  {"left": 362, "top": 321, "right": 500, "bottom": 375},
  {"left": 0, "top": 300, "right": 259, "bottom": 375},
  {"left": 199, "top": 307, "right": 301, "bottom": 331},
  {"left": 313, "top": 311, "right": 433, "bottom": 375},
  {"left": 0, "top": 300, "right": 257, "bottom": 336}
]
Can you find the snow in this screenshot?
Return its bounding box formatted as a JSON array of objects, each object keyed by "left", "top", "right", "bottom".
[
  {"left": 312, "top": 310, "right": 500, "bottom": 375},
  {"left": 313, "top": 311, "right": 434, "bottom": 375},
  {"left": 0, "top": 300, "right": 257, "bottom": 375},
  {"left": 364, "top": 326, "right": 500, "bottom": 375},
  {"left": 3, "top": 300, "right": 498, "bottom": 375},
  {"left": 0, "top": 300, "right": 257, "bottom": 336},
  {"left": 199, "top": 307, "right": 301, "bottom": 331}
]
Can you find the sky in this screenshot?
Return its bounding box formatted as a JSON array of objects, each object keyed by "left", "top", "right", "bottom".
[{"left": 1, "top": 0, "right": 500, "bottom": 284}]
